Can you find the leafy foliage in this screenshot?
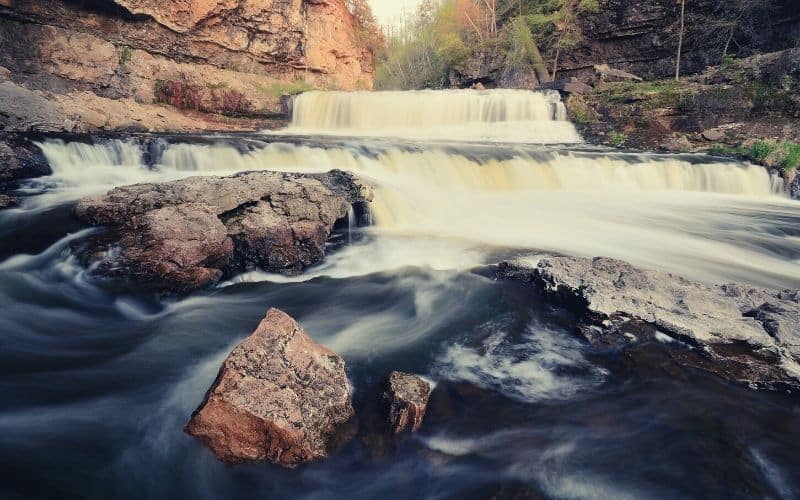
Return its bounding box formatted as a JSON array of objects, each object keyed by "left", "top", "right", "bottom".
[{"left": 710, "top": 141, "right": 800, "bottom": 172}]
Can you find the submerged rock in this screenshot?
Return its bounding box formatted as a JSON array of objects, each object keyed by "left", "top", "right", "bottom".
[
  {"left": 0, "top": 194, "right": 17, "bottom": 210},
  {"left": 498, "top": 257, "right": 800, "bottom": 390},
  {"left": 385, "top": 372, "right": 432, "bottom": 434},
  {"left": 75, "top": 170, "right": 372, "bottom": 293},
  {"left": 185, "top": 308, "right": 354, "bottom": 467}
]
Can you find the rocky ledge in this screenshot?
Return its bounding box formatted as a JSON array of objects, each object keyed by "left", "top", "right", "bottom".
[
  {"left": 75, "top": 170, "right": 372, "bottom": 293},
  {"left": 185, "top": 308, "right": 354, "bottom": 467},
  {"left": 498, "top": 257, "right": 800, "bottom": 391}
]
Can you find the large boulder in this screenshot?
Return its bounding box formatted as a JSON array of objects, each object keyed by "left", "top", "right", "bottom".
[
  {"left": 75, "top": 169, "right": 372, "bottom": 293},
  {"left": 498, "top": 257, "right": 800, "bottom": 390},
  {"left": 185, "top": 308, "right": 354, "bottom": 467}
]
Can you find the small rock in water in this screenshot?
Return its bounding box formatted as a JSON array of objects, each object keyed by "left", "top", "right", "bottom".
[
  {"left": 385, "top": 371, "right": 432, "bottom": 434},
  {"left": 184, "top": 308, "right": 354, "bottom": 467},
  {"left": 0, "top": 194, "right": 18, "bottom": 210}
]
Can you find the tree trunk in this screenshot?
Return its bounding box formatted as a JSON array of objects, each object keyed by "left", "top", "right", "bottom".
[
  {"left": 552, "top": 47, "right": 561, "bottom": 81},
  {"left": 675, "top": 0, "right": 686, "bottom": 81},
  {"left": 721, "top": 28, "right": 734, "bottom": 63},
  {"left": 530, "top": 41, "right": 551, "bottom": 84}
]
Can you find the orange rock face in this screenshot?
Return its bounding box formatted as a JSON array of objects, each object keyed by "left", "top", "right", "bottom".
[
  {"left": 185, "top": 308, "right": 355, "bottom": 467},
  {"left": 0, "top": 0, "right": 373, "bottom": 131}
]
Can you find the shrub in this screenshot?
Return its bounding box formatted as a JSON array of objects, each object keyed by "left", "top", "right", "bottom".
[
  {"left": 219, "top": 90, "right": 252, "bottom": 115},
  {"left": 609, "top": 132, "right": 627, "bottom": 148},
  {"left": 119, "top": 46, "right": 132, "bottom": 65},
  {"left": 709, "top": 140, "right": 800, "bottom": 171},
  {"left": 154, "top": 80, "right": 202, "bottom": 110}
]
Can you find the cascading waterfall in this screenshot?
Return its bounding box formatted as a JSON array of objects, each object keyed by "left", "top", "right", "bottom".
[
  {"left": 28, "top": 131, "right": 799, "bottom": 288},
  {"left": 4, "top": 89, "right": 800, "bottom": 500},
  {"left": 282, "top": 89, "right": 582, "bottom": 143}
]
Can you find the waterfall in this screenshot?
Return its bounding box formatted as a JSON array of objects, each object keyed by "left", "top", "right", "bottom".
[{"left": 282, "top": 89, "right": 582, "bottom": 143}]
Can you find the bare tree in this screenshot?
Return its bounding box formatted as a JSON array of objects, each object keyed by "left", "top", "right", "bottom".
[
  {"left": 675, "top": 0, "right": 686, "bottom": 81},
  {"left": 482, "top": 0, "right": 497, "bottom": 36}
]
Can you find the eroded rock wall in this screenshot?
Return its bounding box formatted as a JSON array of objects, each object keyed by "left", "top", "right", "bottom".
[
  {"left": 451, "top": 0, "right": 799, "bottom": 88},
  {"left": 0, "top": 0, "right": 373, "bottom": 132}
]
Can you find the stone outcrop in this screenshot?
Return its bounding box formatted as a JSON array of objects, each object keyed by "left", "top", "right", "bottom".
[
  {"left": 185, "top": 308, "right": 354, "bottom": 467},
  {"left": 0, "top": 0, "right": 373, "bottom": 132},
  {"left": 567, "top": 48, "right": 800, "bottom": 194},
  {"left": 450, "top": 0, "right": 797, "bottom": 88},
  {"left": 75, "top": 169, "right": 373, "bottom": 292},
  {"left": 498, "top": 257, "right": 800, "bottom": 390},
  {"left": 385, "top": 372, "right": 432, "bottom": 435},
  {"left": 0, "top": 134, "right": 49, "bottom": 185},
  {"left": 0, "top": 133, "right": 50, "bottom": 208},
  {"left": 561, "top": 0, "right": 798, "bottom": 82}
]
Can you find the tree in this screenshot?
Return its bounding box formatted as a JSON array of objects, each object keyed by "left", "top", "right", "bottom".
[
  {"left": 346, "top": 0, "right": 385, "bottom": 58},
  {"left": 675, "top": 0, "right": 686, "bottom": 81},
  {"left": 521, "top": 0, "right": 599, "bottom": 81}
]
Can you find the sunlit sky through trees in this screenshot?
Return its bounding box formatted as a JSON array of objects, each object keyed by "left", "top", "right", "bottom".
[{"left": 368, "top": 0, "right": 425, "bottom": 27}]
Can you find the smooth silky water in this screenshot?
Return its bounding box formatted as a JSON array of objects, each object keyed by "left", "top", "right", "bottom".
[{"left": 1, "top": 90, "right": 799, "bottom": 499}]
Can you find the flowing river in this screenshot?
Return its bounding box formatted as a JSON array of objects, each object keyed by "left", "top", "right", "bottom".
[{"left": 1, "top": 90, "right": 799, "bottom": 499}]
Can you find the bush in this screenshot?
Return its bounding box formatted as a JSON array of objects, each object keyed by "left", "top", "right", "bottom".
[
  {"left": 219, "top": 90, "right": 251, "bottom": 115},
  {"left": 709, "top": 140, "right": 800, "bottom": 171},
  {"left": 154, "top": 80, "right": 202, "bottom": 110},
  {"left": 119, "top": 46, "right": 132, "bottom": 65},
  {"left": 154, "top": 80, "right": 252, "bottom": 115}
]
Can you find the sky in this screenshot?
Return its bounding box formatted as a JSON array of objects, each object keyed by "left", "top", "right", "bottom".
[{"left": 368, "top": 0, "right": 425, "bottom": 27}]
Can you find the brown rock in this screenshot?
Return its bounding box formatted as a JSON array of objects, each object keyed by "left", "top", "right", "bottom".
[
  {"left": 385, "top": 372, "right": 432, "bottom": 434},
  {"left": 113, "top": 203, "right": 235, "bottom": 293},
  {"left": 660, "top": 134, "right": 693, "bottom": 152},
  {"left": 185, "top": 308, "right": 354, "bottom": 467},
  {"left": 702, "top": 128, "right": 725, "bottom": 141},
  {"left": 75, "top": 170, "right": 372, "bottom": 292}
]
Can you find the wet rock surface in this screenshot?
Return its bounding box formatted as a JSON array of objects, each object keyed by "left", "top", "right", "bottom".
[
  {"left": 185, "top": 308, "right": 354, "bottom": 467},
  {"left": 0, "top": 135, "right": 50, "bottom": 185},
  {"left": 0, "top": 193, "right": 16, "bottom": 209},
  {"left": 498, "top": 257, "right": 800, "bottom": 390},
  {"left": 75, "top": 169, "right": 372, "bottom": 293},
  {"left": 385, "top": 372, "right": 432, "bottom": 435}
]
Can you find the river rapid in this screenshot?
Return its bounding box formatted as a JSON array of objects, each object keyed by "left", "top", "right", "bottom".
[{"left": 1, "top": 90, "right": 799, "bottom": 499}]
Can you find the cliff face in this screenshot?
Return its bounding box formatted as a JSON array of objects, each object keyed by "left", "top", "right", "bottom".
[
  {"left": 0, "top": 0, "right": 373, "bottom": 132},
  {"left": 560, "top": 0, "right": 799, "bottom": 81},
  {"left": 450, "top": 0, "right": 799, "bottom": 88}
]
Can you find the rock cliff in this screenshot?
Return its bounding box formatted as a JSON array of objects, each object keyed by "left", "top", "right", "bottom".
[
  {"left": 0, "top": 0, "right": 373, "bottom": 132},
  {"left": 450, "top": 0, "right": 799, "bottom": 89}
]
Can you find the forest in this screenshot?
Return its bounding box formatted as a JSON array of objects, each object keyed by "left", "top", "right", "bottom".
[{"left": 368, "top": 0, "right": 785, "bottom": 89}]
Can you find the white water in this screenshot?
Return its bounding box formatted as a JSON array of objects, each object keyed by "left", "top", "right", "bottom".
[
  {"left": 15, "top": 89, "right": 800, "bottom": 288},
  {"left": 26, "top": 136, "right": 798, "bottom": 288},
  {"left": 281, "top": 89, "right": 582, "bottom": 143}
]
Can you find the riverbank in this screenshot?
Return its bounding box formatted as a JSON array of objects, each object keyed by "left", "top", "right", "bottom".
[{"left": 565, "top": 48, "right": 800, "bottom": 195}]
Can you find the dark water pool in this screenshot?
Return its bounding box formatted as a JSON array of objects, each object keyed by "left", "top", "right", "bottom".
[{"left": 1, "top": 203, "right": 799, "bottom": 500}]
